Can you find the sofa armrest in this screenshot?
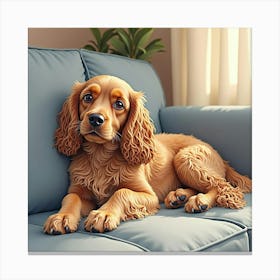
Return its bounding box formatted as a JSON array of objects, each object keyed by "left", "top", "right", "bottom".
[{"left": 159, "top": 106, "right": 252, "bottom": 177}]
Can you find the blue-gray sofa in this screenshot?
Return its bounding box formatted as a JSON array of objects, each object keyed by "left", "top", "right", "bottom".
[{"left": 28, "top": 47, "right": 252, "bottom": 253}]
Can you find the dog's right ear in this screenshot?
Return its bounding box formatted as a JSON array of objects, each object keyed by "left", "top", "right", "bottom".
[
  {"left": 55, "top": 82, "right": 85, "bottom": 156},
  {"left": 121, "top": 91, "right": 155, "bottom": 165}
]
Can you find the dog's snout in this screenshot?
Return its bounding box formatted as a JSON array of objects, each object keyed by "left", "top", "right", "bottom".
[{"left": 89, "top": 113, "right": 105, "bottom": 127}]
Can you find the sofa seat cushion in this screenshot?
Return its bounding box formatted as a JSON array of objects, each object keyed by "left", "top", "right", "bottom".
[{"left": 29, "top": 194, "right": 251, "bottom": 253}]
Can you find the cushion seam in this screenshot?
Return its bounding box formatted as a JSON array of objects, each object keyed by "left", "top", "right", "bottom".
[
  {"left": 79, "top": 50, "right": 90, "bottom": 80},
  {"left": 28, "top": 223, "right": 148, "bottom": 252},
  {"left": 81, "top": 231, "right": 149, "bottom": 252},
  {"left": 29, "top": 46, "right": 80, "bottom": 52},
  {"left": 197, "top": 216, "right": 250, "bottom": 229},
  {"left": 193, "top": 226, "right": 248, "bottom": 252},
  {"left": 192, "top": 216, "right": 251, "bottom": 251}
]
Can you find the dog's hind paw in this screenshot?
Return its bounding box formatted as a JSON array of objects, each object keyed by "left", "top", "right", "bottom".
[
  {"left": 185, "top": 193, "right": 212, "bottom": 213},
  {"left": 164, "top": 188, "right": 197, "bottom": 209}
]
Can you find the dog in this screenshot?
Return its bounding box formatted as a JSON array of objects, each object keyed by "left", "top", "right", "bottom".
[{"left": 44, "top": 75, "right": 252, "bottom": 234}]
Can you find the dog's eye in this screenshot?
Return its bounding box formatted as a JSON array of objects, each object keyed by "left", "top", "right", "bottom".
[
  {"left": 113, "top": 100, "right": 124, "bottom": 110},
  {"left": 83, "top": 94, "right": 93, "bottom": 103}
]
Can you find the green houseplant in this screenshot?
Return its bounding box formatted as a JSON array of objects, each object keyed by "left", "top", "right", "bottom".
[
  {"left": 83, "top": 28, "right": 165, "bottom": 61},
  {"left": 83, "top": 28, "right": 116, "bottom": 53}
]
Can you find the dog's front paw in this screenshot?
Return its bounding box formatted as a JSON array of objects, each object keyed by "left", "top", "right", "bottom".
[
  {"left": 84, "top": 210, "right": 120, "bottom": 233},
  {"left": 44, "top": 213, "right": 79, "bottom": 235}
]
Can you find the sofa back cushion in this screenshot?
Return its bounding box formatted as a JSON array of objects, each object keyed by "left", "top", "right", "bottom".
[
  {"left": 28, "top": 48, "right": 86, "bottom": 214},
  {"left": 160, "top": 106, "right": 252, "bottom": 177}
]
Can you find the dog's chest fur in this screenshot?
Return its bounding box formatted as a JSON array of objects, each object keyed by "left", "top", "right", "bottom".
[{"left": 70, "top": 143, "right": 126, "bottom": 205}]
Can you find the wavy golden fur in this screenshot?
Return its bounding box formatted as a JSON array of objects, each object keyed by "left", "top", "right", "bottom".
[{"left": 44, "top": 75, "right": 252, "bottom": 234}]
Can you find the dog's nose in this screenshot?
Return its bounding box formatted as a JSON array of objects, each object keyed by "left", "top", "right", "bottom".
[{"left": 88, "top": 113, "right": 105, "bottom": 127}]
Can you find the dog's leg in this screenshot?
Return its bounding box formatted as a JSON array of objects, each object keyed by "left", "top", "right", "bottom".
[
  {"left": 173, "top": 144, "right": 246, "bottom": 212},
  {"left": 84, "top": 185, "right": 159, "bottom": 233},
  {"left": 185, "top": 181, "right": 246, "bottom": 212},
  {"left": 43, "top": 193, "right": 82, "bottom": 235},
  {"left": 44, "top": 186, "right": 96, "bottom": 235}
]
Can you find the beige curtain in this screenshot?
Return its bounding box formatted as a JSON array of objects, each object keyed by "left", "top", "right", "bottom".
[{"left": 171, "top": 28, "right": 251, "bottom": 106}]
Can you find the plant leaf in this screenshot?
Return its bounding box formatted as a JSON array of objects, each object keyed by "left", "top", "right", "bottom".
[
  {"left": 99, "top": 29, "right": 116, "bottom": 52},
  {"left": 134, "top": 28, "right": 154, "bottom": 57},
  {"left": 137, "top": 48, "right": 163, "bottom": 60},
  {"left": 128, "top": 28, "right": 139, "bottom": 38},
  {"left": 116, "top": 29, "right": 132, "bottom": 54},
  {"left": 134, "top": 28, "right": 153, "bottom": 48},
  {"left": 102, "top": 28, "right": 116, "bottom": 43},
  {"left": 89, "top": 40, "right": 98, "bottom": 49},
  {"left": 83, "top": 44, "right": 96, "bottom": 51},
  {"left": 99, "top": 44, "right": 108, "bottom": 53},
  {"left": 110, "top": 37, "right": 129, "bottom": 57},
  {"left": 137, "top": 40, "right": 165, "bottom": 60},
  {"left": 138, "top": 47, "right": 147, "bottom": 54},
  {"left": 90, "top": 28, "right": 101, "bottom": 45},
  {"left": 145, "top": 38, "right": 165, "bottom": 52}
]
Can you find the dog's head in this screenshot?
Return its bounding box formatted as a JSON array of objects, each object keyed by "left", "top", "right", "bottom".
[{"left": 55, "top": 75, "right": 155, "bottom": 165}]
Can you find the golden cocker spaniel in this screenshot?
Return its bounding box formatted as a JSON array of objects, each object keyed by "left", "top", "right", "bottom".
[{"left": 44, "top": 75, "right": 252, "bottom": 234}]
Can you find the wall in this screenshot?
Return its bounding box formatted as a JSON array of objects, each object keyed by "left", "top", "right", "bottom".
[{"left": 28, "top": 28, "right": 173, "bottom": 105}]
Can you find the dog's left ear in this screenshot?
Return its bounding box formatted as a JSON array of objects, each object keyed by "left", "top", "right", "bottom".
[
  {"left": 55, "top": 82, "right": 84, "bottom": 156},
  {"left": 121, "top": 91, "right": 155, "bottom": 165}
]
